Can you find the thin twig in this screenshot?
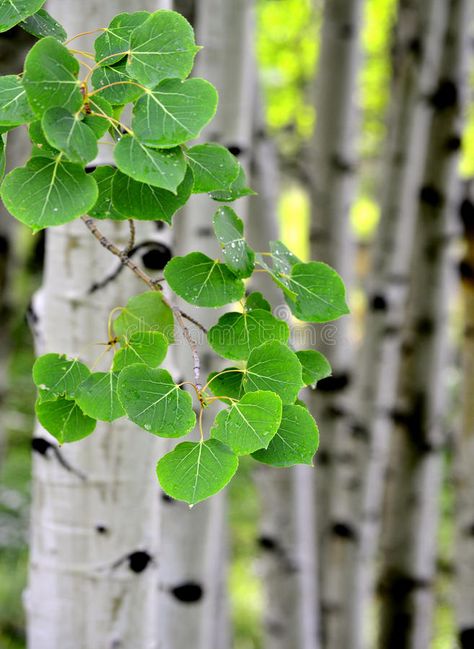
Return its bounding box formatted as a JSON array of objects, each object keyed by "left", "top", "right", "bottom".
[
  {"left": 125, "top": 219, "right": 136, "bottom": 255},
  {"left": 173, "top": 307, "right": 202, "bottom": 391},
  {"left": 179, "top": 310, "right": 208, "bottom": 334}
]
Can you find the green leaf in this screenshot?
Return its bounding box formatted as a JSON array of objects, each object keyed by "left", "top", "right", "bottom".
[
  {"left": 244, "top": 341, "right": 303, "bottom": 405},
  {"left": 75, "top": 371, "right": 124, "bottom": 422},
  {"left": 112, "top": 331, "right": 168, "bottom": 370},
  {"left": 82, "top": 95, "right": 114, "bottom": 138},
  {"left": 1, "top": 156, "right": 98, "bottom": 230},
  {"left": 213, "top": 206, "right": 254, "bottom": 278},
  {"left": 29, "top": 120, "right": 57, "bottom": 156},
  {"left": 127, "top": 10, "right": 199, "bottom": 87},
  {"left": 91, "top": 62, "right": 144, "bottom": 105},
  {"left": 206, "top": 368, "right": 245, "bottom": 403},
  {"left": 0, "top": 0, "right": 45, "bottom": 32},
  {"left": 23, "top": 37, "right": 82, "bottom": 115},
  {"left": 36, "top": 397, "right": 96, "bottom": 443},
  {"left": 20, "top": 8, "right": 66, "bottom": 41},
  {"left": 185, "top": 144, "right": 239, "bottom": 193},
  {"left": 32, "top": 353, "right": 90, "bottom": 398},
  {"left": 256, "top": 253, "right": 297, "bottom": 300},
  {"left": 89, "top": 166, "right": 126, "bottom": 220},
  {"left": 164, "top": 252, "right": 245, "bottom": 308},
  {"left": 114, "top": 135, "right": 186, "bottom": 193},
  {"left": 42, "top": 107, "right": 98, "bottom": 164},
  {"left": 117, "top": 365, "right": 196, "bottom": 437},
  {"left": 210, "top": 165, "right": 256, "bottom": 202},
  {"left": 285, "top": 262, "right": 349, "bottom": 322},
  {"left": 95, "top": 11, "right": 150, "bottom": 67},
  {"left": 210, "top": 391, "right": 282, "bottom": 455},
  {"left": 296, "top": 350, "right": 331, "bottom": 387},
  {"left": 156, "top": 439, "right": 238, "bottom": 505},
  {"left": 112, "top": 291, "right": 174, "bottom": 343},
  {"left": 270, "top": 240, "right": 301, "bottom": 275},
  {"left": 111, "top": 167, "right": 193, "bottom": 223},
  {"left": 208, "top": 309, "right": 289, "bottom": 361},
  {"left": 0, "top": 75, "right": 35, "bottom": 126},
  {"left": 252, "top": 404, "right": 319, "bottom": 467},
  {"left": 133, "top": 78, "right": 218, "bottom": 148},
  {"left": 245, "top": 292, "right": 271, "bottom": 312}
]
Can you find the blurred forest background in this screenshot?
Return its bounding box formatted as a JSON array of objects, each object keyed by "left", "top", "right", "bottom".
[{"left": 0, "top": 0, "right": 474, "bottom": 648}]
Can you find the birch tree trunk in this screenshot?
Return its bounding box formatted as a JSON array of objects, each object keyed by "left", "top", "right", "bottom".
[
  {"left": 250, "top": 95, "right": 320, "bottom": 649},
  {"left": 306, "top": 0, "right": 363, "bottom": 645},
  {"left": 25, "top": 2, "right": 171, "bottom": 648},
  {"left": 339, "top": 2, "right": 449, "bottom": 647},
  {"left": 455, "top": 179, "right": 474, "bottom": 649},
  {"left": 157, "top": 3, "right": 254, "bottom": 649},
  {"left": 378, "top": 2, "right": 470, "bottom": 646}
]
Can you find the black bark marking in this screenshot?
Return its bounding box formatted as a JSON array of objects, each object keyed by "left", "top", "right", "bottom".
[
  {"left": 316, "top": 449, "right": 330, "bottom": 466},
  {"left": 0, "top": 234, "right": 9, "bottom": 255},
  {"left": 170, "top": 582, "right": 204, "bottom": 603},
  {"left": 419, "top": 184, "right": 444, "bottom": 208},
  {"left": 460, "top": 260, "right": 474, "bottom": 283},
  {"left": 95, "top": 524, "right": 109, "bottom": 535},
  {"left": 351, "top": 423, "right": 370, "bottom": 441},
  {"left": 326, "top": 405, "right": 346, "bottom": 419},
  {"left": 128, "top": 551, "right": 153, "bottom": 574},
  {"left": 161, "top": 492, "right": 174, "bottom": 504},
  {"left": 32, "top": 438, "right": 87, "bottom": 479},
  {"left": 459, "top": 628, "right": 474, "bottom": 648},
  {"left": 430, "top": 79, "right": 458, "bottom": 110},
  {"left": 195, "top": 226, "right": 213, "bottom": 237},
  {"left": 370, "top": 294, "right": 388, "bottom": 311},
  {"left": 258, "top": 536, "right": 278, "bottom": 551},
  {"left": 317, "top": 373, "right": 350, "bottom": 392},
  {"left": 155, "top": 220, "right": 166, "bottom": 231},
  {"left": 445, "top": 134, "right": 462, "bottom": 151},
  {"left": 415, "top": 317, "right": 434, "bottom": 335},
  {"left": 331, "top": 154, "right": 355, "bottom": 174},
  {"left": 141, "top": 243, "right": 172, "bottom": 270},
  {"left": 331, "top": 522, "right": 358, "bottom": 541},
  {"left": 460, "top": 199, "right": 474, "bottom": 234},
  {"left": 227, "top": 145, "right": 243, "bottom": 157},
  {"left": 32, "top": 437, "right": 53, "bottom": 455}
]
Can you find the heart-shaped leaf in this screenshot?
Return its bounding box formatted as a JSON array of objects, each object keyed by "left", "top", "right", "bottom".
[
  {"left": 91, "top": 62, "right": 144, "bottom": 105},
  {"left": 42, "top": 107, "right": 98, "bottom": 164},
  {"left": 213, "top": 206, "right": 254, "bottom": 278},
  {"left": 20, "top": 8, "right": 66, "bottom": 41},
  {"left": 285, "top": 262, "right": 349, "bottom": 322},
  {"left": 206, "top": 368, "right": 245, "bottom": 403},
  {"left": 75, "top": 371, "right": 124, "bottom": 422},
  {"left": 0, "top": 75, "right": 34, "bottom": 126},
  {"left": 296, "top": 350, "right": 332, "bottom": 387},
  {"left": 95, "top": 11, "right": 150, "bottom": 66},
  {"left": 33, "top": 353, "right": 90, "bottom": 398},
  {"left": 112, "top": 291, "right": 174, "bottom": 342},
  {"left": 112, "top": 331, "right": 168, "bottom": 370},
  {"left": 244, "top": 341, "right": 303, "bottom": 404},
  {"left": 0, "top": 0, "right": 46, "bottom": 33},
  {"left": 36, "top": 396, "right": 96, "bottom": 444},
  {"left": 185, "top": 143, "right": 239, "bottom": 193}
]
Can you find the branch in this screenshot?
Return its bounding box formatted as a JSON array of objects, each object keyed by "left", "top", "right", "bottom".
[{"left": 173, "top": 307, "right": 202, "bottom": 391}]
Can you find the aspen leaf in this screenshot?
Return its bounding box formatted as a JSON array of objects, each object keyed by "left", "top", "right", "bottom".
[
  {"left": 157, "top": 439, "right": 238, "bottom": 505},
  {"left": 252, "top": 404, "right": 319, "bottom": 467},
  {"left": 244, "top": 341, "right": 303, "bottom": 404},
  {"left": 245, "top": 292, "right": 271, "bottom": 312},
  {"left": 209, "top": 165, "right": 256, "bottom": 202},
  {"left": 23, "top": 37, "right": 82, "bottom": 115},
  {"left": 270, "top": 240, "right": 301, "bottom": 274},
  {"left": 206, "top": 368, "right": 245, "bottom": 403},
  {"left": 89, "top": 166, "right": 126, "bottom": 220},
  {"left": 0, "top": 156, "right": 98, "bottom": 230},
  {"left": 0, "top": 75, "right": 34, "bottom": 126},
  {"left": 296, "top": 350, "right": 332, "bottom": 387},
  {"left": 213, "top": 206, "right": 255, "bottom": 278},
  {"left": 185, "top": 144, "right": 239, "bottom": 193},
  {"left": 286, "top": 262, "right": 350, "bottom": 322},
  {"left": 126, "top": 10, "right": 199, "bottom": 87},
  {"left": 164, "top": 252, "right": 245, "bottom": 308},
  {"left": 75, "top": 371, "right": 125, "bottom": 422},
  {"left": 208, "top": 310, "right": 289, "bottom": 361},
  {"left": 133, "top": 78, "right": 218, "bottom": 148},
  {"left": 82, "top": 95, "right": 114, "bottom": 138},
  {"left": 42, "top": 107, "right": 98, "bottom": 164},
  {"left": 112, "top": 292, "right": 174, "bottom": 342},
  {"left": 0, "top": 0, "right": 45, "bottom": 32},
  {"left": 36, "top": 396, "right": 96, "bottom": 444},
  {"left": 20, "top": 8, "right": 67, "bottom": 41},
  {"left": 32, "top": 353, "right": 90, "bottom": 399},
  {"left": 91, "top": 62, "right": 144, "bottom": 105},
  {"left": 94, "top": 11, "right": 150, "bottom": 67},
  {"left": 210, "top": 391, "right": 282, "bottom": 455},
  {"left": 112, "top": 331, "right": 168, "bottom": 370},
  {"left": 118, "top": 366, "right": 196, "bottom": 437},
  {"left": 114, "top": 134, "right": 186, "bottom": 193}
]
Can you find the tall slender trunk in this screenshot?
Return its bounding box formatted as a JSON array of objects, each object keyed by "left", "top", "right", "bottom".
[
  {"left": 340, "top": 2, "right": 449, "bottom": 647},
  {"left": 378, "top": 2, "right": 470, "bottom": 646},
  {"left": 25, "top": 2, "right": 170, "bottom": 647},
  {"left": 455, "top": 179, "right": 474, "bottom": 649},
  {"left": 306, "top": 0, "right": 363, "bottom": 645},
  {"left": 157, "top": 3, "right": 255, "bottom": 649}
]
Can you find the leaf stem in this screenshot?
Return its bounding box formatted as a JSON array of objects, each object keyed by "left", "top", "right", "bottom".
[
  {"left": 68, "top": 48, "right": 96, "bottom": 61},
  {"left": 65, "top": 28, "right": 106, "bottom": 45},
  {"left": 203, "top": 368, "right": 245, "bottom": 393}
]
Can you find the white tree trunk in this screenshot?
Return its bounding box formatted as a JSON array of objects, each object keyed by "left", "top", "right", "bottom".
[
  {"left": 378, "top": 1, "right": 469, "bottom": 646},
  {"left": 26, "top": 2, "right": 170, "bottom": 648},
  {"left": 306, "top": 0, "right": 363, "bottom": 646},
  {"left": 337, "top": 2, "right": 449, "bottom": 647},
  {"left": 455, "top": 179, "right": 474, "bottom": 648},
  {"left": 157, "top": 3, "right": 255, "bottom": 649}
]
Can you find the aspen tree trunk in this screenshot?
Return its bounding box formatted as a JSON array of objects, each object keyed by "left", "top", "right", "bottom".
[
  {"left": 455, "top": 180, "right": 474, "bottom": 649},
  {"left": 378, "top": 2, "right": 469, "bottom": 646},
  {"left": 307, "top": 0, "right": 363, "bottom": 645},
  {"left": 250, "top": 97, "right": 320, "bottom": 649},
  {"left": 338, "top": 2, "right": 449, "bottom": 647},
  {"left": 25, "top": 2, "right": 170, "bottom": 648},
  {"left": 157, "top": 3, "right": 254, "bottom": 649}
]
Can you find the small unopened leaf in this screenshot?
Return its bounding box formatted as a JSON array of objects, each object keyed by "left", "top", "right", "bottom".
[
  {"left": 164, "top": 252, "right": 245, "bottom": 308},
  {"left": 0, "top": 0, "right": 45, "bottom": 33},
  {"left": 296, "top": 350, "right": 331, "bottom": 387},
  {"left": 1, "top": 156, "right": 98, "bottom": 230},
  {"left": 95, "top": 11, "right": 150, "bottom": 66},
  {"left": 32, "top": 353, "right": 90, "bottom": 398},
  {"left": 157, "top": 439, "right": 238, "bottom": 505},
  {"left": 20, "top": 8, "right": 66, "bottom": 41},
  {"left": 75, "top": 371, "right": 124, "bottom": 422},
  {"left": 213, "top": 206, "right": 254, "bottom": 278},
  {"left": 118, "top": 365, "right": 196, "bottom": 437},
  {"left": 252, "top": 404, "right": 319, "bottom": 467},
  {"left": 286, "top": 262, "right": 349, "bottom": 322},
  {"left": 208, "top": 310, "right": 289, "bottom": 361},
  {"left": 0, "top": 75, "right": 34, "bottom": 126},
  {"left": 127, "top": 10, "right": 199, "bottom": 86},
  {"left": 23, "top": 37, "right": 82, "bottom": 115},
  {"left": 206, "top": 368, "right": 245, "bottom": 403},
  {"left": 42, "top": 107, "right": 98, "bottom": 164},
  {"left": 186, "top": 144, "right": 239, "bottom": 193},
  {"left": 114, "top": 135, "right": 186, "bottom": 193},
  {"left": 113, "top": 292, "right": 174, "bottom": 342},
  {"left": 112, "top": 331, "right": 168, "bottom": 370},
  {"left": 211, "top": 391, "right": 282, "bottom": 455},
  {"left": 111, "top": 167, "right": 193, "bottom": 223},
  {"left": 210, "top": 165, "right": 256, "bottom": 202},
  {"left": 36, "top": 396, "right": 96, "bottom": 443},
  {"left": 244, "top": 341, "right": 303, "bottom": 404}
]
